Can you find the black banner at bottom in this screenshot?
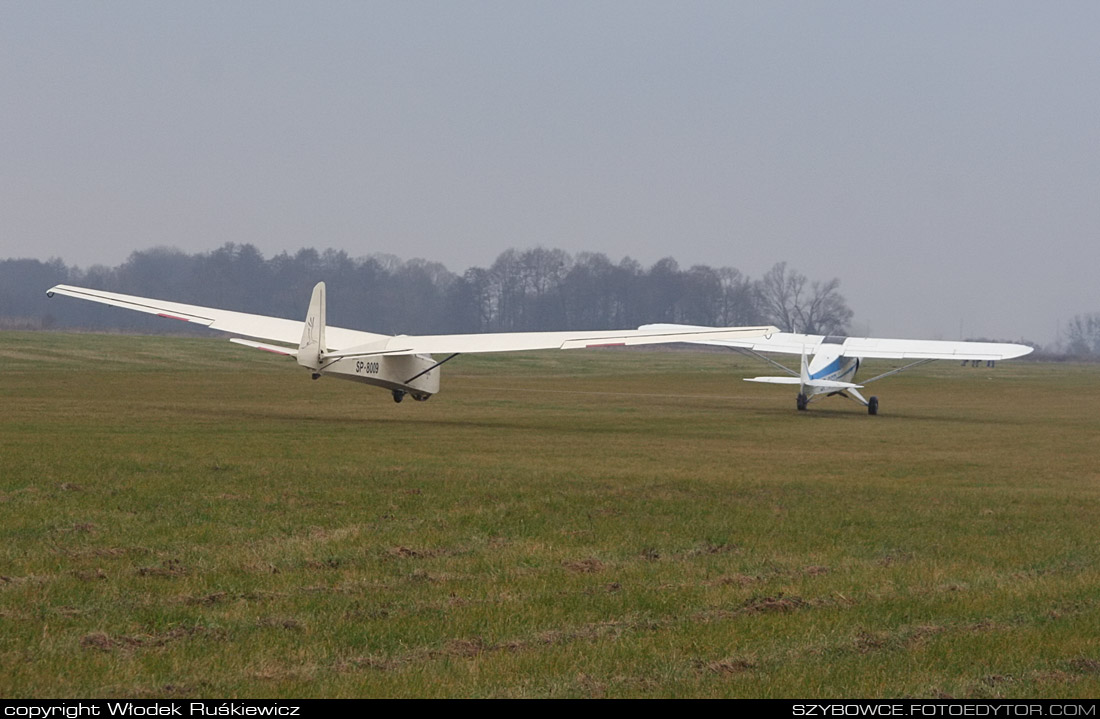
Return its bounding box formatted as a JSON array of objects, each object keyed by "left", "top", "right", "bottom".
[{"left": 0, "top": 700, "right": 1098, "bottom": 712}]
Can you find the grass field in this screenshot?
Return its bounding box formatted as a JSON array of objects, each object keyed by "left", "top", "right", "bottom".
[{"left": 1, "top": 331, "right": 1098, "bottom": 698}]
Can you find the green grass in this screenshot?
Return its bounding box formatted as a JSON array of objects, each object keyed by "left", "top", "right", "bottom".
[{"left": 1, "top": 331, "right": 1098, "bottom": 698}]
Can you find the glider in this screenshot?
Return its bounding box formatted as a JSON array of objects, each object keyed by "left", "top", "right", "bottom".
[
  {"left": 46, "top": 283, "right": 777, "bottom": 403},
  {"left": 640, "top": 324, "right": 1033, "bottom": 414}
]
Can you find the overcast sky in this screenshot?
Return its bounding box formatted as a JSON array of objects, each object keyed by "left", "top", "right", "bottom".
[{"left": 3, "top": 1, "right": 1098, "bottom": 344}]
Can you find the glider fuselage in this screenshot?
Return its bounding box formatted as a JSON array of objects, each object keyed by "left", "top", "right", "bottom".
[{"left": 321, "top": 354, "right": 440, "bottom": 399}]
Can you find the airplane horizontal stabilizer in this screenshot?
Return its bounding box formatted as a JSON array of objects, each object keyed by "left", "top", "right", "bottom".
[
  {"left": 745, "top": 376, "right": 862, "bottom": 389},
  {"left": 744, "top": 376, "right": 802, "bottom": 385}
]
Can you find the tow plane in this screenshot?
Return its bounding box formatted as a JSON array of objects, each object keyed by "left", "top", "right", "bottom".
[
  {"left": 640, "top": 324, "right": 1033, "bottom": 414},
  {"left": 46, "top": 283, "right": 777, "bottom": 403}
]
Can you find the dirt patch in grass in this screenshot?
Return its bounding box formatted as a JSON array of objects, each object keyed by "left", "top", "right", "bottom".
[
  {"left": 443, "top": 637, "right": 488, "bottom": 658},
  {"left": 739, "top": 593, "right": 808, "bottom": 614},
  {"left": 57, "top": 522, "right": 97, "bottom": 534},
  {"left": 257, "top": 617, "right": 304, "bottom": 631},
  {"left": 877, "top": 551, "right": 915, "bottom": 567},
  {"left": 58, "top": 546, "right": 150, "bottom": 559},
  {"left": 692, "top": 593, "right": 837, "bottom": 624},
  {"left": 563, "top": 558, "right": 605, "bottom": 573},
  {"left": 705, "top": 564, "right": 830, "bottom": 588},
  {"left": 575, "top": 673, "right": 608, "bottom": 698},
  {"left": 387, "top": 546, "right": 445, "bottom": 559},
  {"left": 981, "top": 674, "right": 1015, "bottom": 688},
  {"left": 136, "top": 559, "right": 187, "bottom": 577},
  {"left": 304, "top": 558, "right": 343, "bottom": 569},
  {"left": 697, "top": 656, "right": 758, "bottom": 675},
  {"left": 852, "top": 630, "right": 890, "bottom": 654},
  {"left": 1068, "top": 657, "right": 1100, "bottom": 674},
  {"left": 80, "top": 625, "right": 225, "bottom": 652},
  {"left": 56, "top": 606, "right": 89, "bottom": 617},
  {"left": 707, "top": 573, "right": 763, "bottom": 587},
  {"left": 71, "top": 569, "right": 108, "bottom": 582},
  {"left": 846, "top": 623, "right": 947, "bottom": 655},
  {"left": 341, "top": 655, "right": 403, "bottom": 672},
  {"left": 183, "top": 591, "right": 229, "bottom": 605},
  {"left": 0, "top": 574, "right": 48, "bottom": 586},
  {"left": 689, "top": 542, "right": 739, "bottom": 557},
  {"left": 1031, "top": 670, "right": 1074, "bottom": 685}
]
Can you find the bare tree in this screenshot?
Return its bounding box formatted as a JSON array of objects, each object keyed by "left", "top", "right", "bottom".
[
  {"left": 757, "top": 262, "right": 852, "bottom": 335},
  {"left": 798, "top": 276, "right": 853, "bottom": 336},
  {"left": 1066, "top": 313, "right": 1100, "bottom": 356},
  {"left": 757, "top": 262, "right": 803, "bottom": 332}
]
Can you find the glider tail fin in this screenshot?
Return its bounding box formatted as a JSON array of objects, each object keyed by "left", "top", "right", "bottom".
[{"left": 297, "top": 282, "right": 327, "bottom": 371}]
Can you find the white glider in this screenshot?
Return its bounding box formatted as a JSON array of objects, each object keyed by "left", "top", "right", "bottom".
[
  {"left": 46, "top": 283, "right": 777, "bottom": 403},
  {"left": 640, "top": 324, "right": 1033, "bottom": 414}
]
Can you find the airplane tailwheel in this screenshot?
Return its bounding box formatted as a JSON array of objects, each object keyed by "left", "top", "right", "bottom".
[
  {"left": 868, "top": 396, "right": 879, "bottom": 415},
  {"left": 797, "top": 393, "right": 808, "bottom": 411},
  {"left": 392, "top": 390, "right": 405, "bottom": 403}
]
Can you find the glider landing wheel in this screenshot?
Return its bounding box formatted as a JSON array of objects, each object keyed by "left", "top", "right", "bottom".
[
  {"left": 412, "top": 393, "right": 430, "bottom": 402},
  {"left": 868, "top": 396, "right": 879, "bottom": 416},
  {"left": 392, "top": 389, "right": 406, "bottom": 403},
  {"left": 796, "top": 393, "right": 808, "bottom": 411}
]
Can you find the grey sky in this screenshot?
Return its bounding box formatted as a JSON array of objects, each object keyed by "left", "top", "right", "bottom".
[{"left": 3, "top": 1, "right": 1098, "bottom": 344}]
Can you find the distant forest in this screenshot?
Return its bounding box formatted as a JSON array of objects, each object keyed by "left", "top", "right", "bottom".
[{"left": 0, "top": 244, "right": 856, "bottom": 337}]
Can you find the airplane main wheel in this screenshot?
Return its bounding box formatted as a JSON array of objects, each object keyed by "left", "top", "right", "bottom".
[
  {"left": 392, "top": 390, "right": 405, "bottom": 403},
  {"left": 412, "top": 393, "right": 430, "bottom": 402},
  {"left": 797, "top": 393, "right": 808, "bottom": 411},
  {"left": 868, "top": 396, "right": 879, "bottom": 415}
]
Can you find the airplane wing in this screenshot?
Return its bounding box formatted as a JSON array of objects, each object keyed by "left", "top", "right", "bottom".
[
  {"left": 638, "top": 324, "right": 1033, "bottom": 361},
  {"left": 819, "top": 336, "right": 1033, "bottom": 360},
  {"left": 48, "top": 285, "right": 777, "bottom": 355}
]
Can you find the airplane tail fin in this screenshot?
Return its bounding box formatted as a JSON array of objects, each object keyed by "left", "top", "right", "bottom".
[
  {"left": 800, "top": 346, "right": 810, "bottom": 386},
  {"left": 297, "top": 282, "right": 327, "bottom": 371}
]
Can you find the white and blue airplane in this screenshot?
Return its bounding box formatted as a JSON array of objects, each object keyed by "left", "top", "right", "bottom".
[
  {"left": 46, "top": 283, "right": 776, "bottom": 403},
  {"left": 641, "top": 324, "right": 1034, "bottom": 414}
]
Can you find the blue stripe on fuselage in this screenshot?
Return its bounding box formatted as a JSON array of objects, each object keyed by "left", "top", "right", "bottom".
[
  {"left": 810, "top": 355, "right": 858, "bottom": 381},
  {"left": 809, "top": 357, "right": 842, "bottom": 380}
]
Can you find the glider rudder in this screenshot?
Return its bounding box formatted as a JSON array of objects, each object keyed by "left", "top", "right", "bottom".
[{"left": 297, "top": 282, "right": 327, "bottom": 371}]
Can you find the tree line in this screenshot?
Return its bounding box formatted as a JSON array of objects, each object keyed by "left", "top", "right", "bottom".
[{"left": 4, "top": 243, "right": 852, "bottom": 337}]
